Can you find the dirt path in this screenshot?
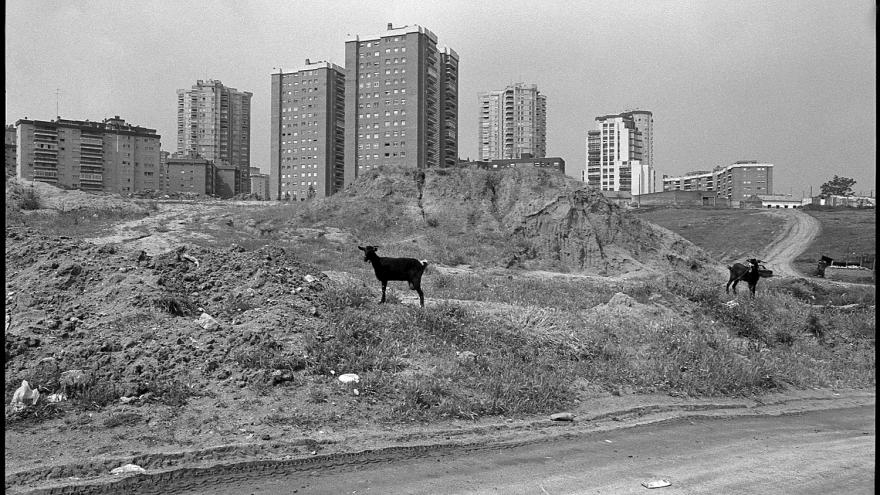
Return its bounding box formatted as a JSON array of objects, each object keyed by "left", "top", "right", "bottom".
[
  {"left": 756, "top": 209, "right": 821, "bottom": 277},
  {"left": 210, "top": 405, "right": 874, "bottom": 495},
  {"left": 18, "top": 392, "right": 871, "bottom": 494}
]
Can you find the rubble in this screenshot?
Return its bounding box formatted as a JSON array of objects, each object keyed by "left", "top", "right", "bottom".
[{"left": 4, "top": 226, "right": 330, "bottom": 410}]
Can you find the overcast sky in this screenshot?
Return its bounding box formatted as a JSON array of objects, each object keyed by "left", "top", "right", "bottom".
[{"left": 5, "top": 0, "right": 876, "bottom": 197}]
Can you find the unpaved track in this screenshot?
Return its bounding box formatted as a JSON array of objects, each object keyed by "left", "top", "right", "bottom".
[
  {"left": 15, "top": 392, "right": 873, "bottom": 494},
  {"left": 208, "top": 405, "right": 873, "bottom": 495},
  {"left": 757, "top": 209, "right": 821, "bottom": 277},
  {"left": 25, "top": 402, "right": 873, "bottom": 495}
]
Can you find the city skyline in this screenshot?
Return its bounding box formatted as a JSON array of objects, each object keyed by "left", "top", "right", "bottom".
[{"left": 5, "top": 1, "right": 876, "bottom": 198}]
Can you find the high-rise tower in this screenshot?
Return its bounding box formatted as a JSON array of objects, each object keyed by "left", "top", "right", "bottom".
[
  {"left": 176, "top": 79, "right": 252, "bottom": 194},
  {"left": 269, "top": 60, "right": 346, "bottom": 201},
  {"left": 585, "top": 110, "right": 655, "bottom": 195},
  {"left": 343, "top": 23, "right": 458, "bottom": 185},
  {"left": 478, "top": 83, "right": 546, "bottom": 160}
]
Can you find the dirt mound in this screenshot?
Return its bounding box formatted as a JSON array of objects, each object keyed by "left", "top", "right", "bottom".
[
  {"left": 5, "top": 178, "right": 153, "bottom": 215},
  {"left": 5, "top": 226, "right": 329, "bottom": 407},
  {"left": 512, "top": 188, "right": 716, "bottom": 275},
  {"left": 337, "top": 166, "right": 717, "bottom": 276}
]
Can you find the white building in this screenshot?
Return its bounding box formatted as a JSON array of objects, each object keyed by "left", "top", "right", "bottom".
[{"left": 584, "top": 110, "right": 656, "bottom": 196}]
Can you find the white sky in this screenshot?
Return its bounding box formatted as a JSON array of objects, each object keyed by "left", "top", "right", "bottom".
[{"left": 5, "top": 0, "right": 877, "bottom": 197}]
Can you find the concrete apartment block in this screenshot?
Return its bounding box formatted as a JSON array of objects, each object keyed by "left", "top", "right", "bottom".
[
  {"left": 16, "top": 116, "right": 161, "bottom": 194},
  {"left": 478, "top": 83, "right": 547, "bottom": 160},
  {"left": 662, "top": 161, "right": 774, "bottom": 203},
  {"left": 344, "top": 23, "right": 459, "bottom": 186},
  {"left": 270, "top": 60, "right": 346, "bottom": 201},
  {"left": 177, "top": 79, "right": 252, "bottom": 195},
  {"left": 166, "top": 152, "right": 215, "bottom": 197}
]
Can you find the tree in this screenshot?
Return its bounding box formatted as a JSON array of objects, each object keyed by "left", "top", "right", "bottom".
[{"left": 819, "top": 175, "right": 856, "bottom": 196}]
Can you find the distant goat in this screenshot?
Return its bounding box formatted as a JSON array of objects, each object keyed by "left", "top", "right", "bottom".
[
  {"left": 358, "top": 245, "right": 429, "bottom": 307},
  {"left": 725, "top": 258, "right": 763, "bottom": 297}
]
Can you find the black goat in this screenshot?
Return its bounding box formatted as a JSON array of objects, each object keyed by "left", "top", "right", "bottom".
[
  {"left": 725, "top": 258, "right": 763, "bottom": 297},
  {"left": 358, "top": 245, "right": 429, "bottom": 307}
]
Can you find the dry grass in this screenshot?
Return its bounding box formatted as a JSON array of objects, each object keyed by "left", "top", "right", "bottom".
[{"left": 634, "top": 207, "right": 784, "bottom": 262}]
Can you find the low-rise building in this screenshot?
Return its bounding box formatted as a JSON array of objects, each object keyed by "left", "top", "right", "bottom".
[
  {"left": 249, "top": 166, "right": 270, "bottom": 200},
  {"left": 635, "top": 190, "right": 726, "bottom": 207},
  {"left": 460, "top": 155, "right": 566, "bottom": 174},
  {"left": 663, "top": 161, "right": 773, "bottom": 205},
  {"left": 812, "top": 195, "right": 876, "bottom": 208},
  {"left": 758, "top": 194, "right": 804, "bottom": 209},
  {"left": 166, "top": 153, "right": 214, "bottom": 197}
]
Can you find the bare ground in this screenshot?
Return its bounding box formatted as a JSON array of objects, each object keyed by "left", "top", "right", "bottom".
[{"left": 5, "top": 189, "right": 873, "bottom": 493}]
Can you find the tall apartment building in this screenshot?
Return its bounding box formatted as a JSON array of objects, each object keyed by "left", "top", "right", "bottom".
[
  {"left": 344, "top": 23, "right": 459, "bottom": 185},
  {"left": 478, "top": 83, "right": 547, "bottom": 160},
  {"left": 270, "top": 60, "right": 346, "bottom": 200},
  {"left": 6, "top": 124, "right": 17, "bottom": 178},
  {"left": 663, "top": 161, "right": 773, "bottom": 203},
  {"left": 584, "top": 110, "right": 655, "bottom": 195},
  {"left": 176, "top": 79, "right": 252, "bottom": 195},
  {"left": 16, "top": 116, "right": 162, "bottom": 193}
]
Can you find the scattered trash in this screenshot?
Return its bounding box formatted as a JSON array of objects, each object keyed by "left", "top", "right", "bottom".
[
  {"left": 724, "top": 300, "right": 739, "bottom": 308},
  {"left": 11, "top": 380, "right": 39, "bottom": 406},
  {"left": 47, "top": 393, "right": 67, "bottom": 403},
  {"left": 550, "top": 412, "right": 574, "bottom": 421},
  {"left": 641, "top": 479, "right": 671, "bottom": 489},
  {"left": 604, "top": 439, "right": 613, "bottom": 443},
  {"left": 303, "top": 274, "right": 318, "bottom": 284},
  {"left": 181, "top": 253, "right": 200, "bottom": 267},
  {"left": 456, "top": 350, "right": 477, "bottom": 362},
  {"left": 353, "top": 388, "right": 360, "bottom": 396},
  {"left": 110, "top": 464, "right": 146, "bottom": 475},
  {"left": 338, "top": 373, "right": 360, "bottom": 384},
  {"left": 119, "top": 396, "right": 136, "bottom": 404}
]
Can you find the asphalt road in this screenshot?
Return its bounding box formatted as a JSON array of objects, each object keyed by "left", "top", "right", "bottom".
[{"left": 154, "top": 404, "right": 874, "bottom": 495}]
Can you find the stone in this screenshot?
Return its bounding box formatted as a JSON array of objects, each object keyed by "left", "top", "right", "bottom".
[{"left": 195, "top": 313, "right": 220, "bottom": 331}]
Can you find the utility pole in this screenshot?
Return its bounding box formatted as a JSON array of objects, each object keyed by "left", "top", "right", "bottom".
[{"left": 55, "top": 89, "right": 61, "bottom": 118}]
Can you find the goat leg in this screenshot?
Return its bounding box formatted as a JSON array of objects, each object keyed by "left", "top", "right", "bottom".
[{"left": 380, "top": 281, "right": 387, "bottom": 304}]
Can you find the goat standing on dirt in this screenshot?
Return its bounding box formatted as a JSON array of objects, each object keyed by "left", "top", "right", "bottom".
[
  {"left": 726, "top": 258, "right": 763, "bottom": 297},
  {"left": 358, "top": 245, "right": 429, "bottom": 307}
]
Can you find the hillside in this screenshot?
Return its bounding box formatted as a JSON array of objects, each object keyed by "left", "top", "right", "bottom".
[{"left": 290, "top": 165, "right": 718, "bottom": 277}]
